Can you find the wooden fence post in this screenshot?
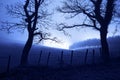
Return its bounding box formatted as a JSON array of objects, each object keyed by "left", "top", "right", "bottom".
[
  {"left": 38, "top": 50, "right": 42, "bottom": 65},
  {"left": 70, "top": 50, "right": 74, "bottom": 65},
  {"left": 60, "top": 51, "right": 64, "bottom": 67},
  {"left": 92, "top": 49, "right": 95, "bottom": 64},
  {"left": 99, "top": 47, "right": 102, "bottom": 60},
  {"left": 47, "top": 52, "right": 51, "bottom": 66},
  {"left": 84, "top": 49, "right": 88, "bottom": 65},
  {"left": 7, "top": 56, "right": 11, "bottom": 72}
]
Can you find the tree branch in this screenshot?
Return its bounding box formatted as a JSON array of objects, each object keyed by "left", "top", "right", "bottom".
[
  {"left": 34, "top": 32, "right": 60, "bottom": 43},
  {"left": 24, "top": 0, "right": 30, "bottom": 17},
  {"left": 0, "top": 21, "right": 26, "bottom": 33},
  {"left": 104, "top": 0, "right": 115, "bottom": 24},
  {"left": 57, "top": 23, "right": 99, "bottom": 31},
  {"left": 90, "top": 0, "right": 96, "bottom": 5},
  {"left": 94, "top": 0, "right": 104, "bottom": 24}
]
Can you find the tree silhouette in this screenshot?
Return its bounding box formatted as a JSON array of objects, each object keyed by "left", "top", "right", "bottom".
[
  {"left": 57, "top": 0, "right": 119, "bottom": 63},
  {"left": 0, "top": 0, "right": 58, "bottom": 65}
]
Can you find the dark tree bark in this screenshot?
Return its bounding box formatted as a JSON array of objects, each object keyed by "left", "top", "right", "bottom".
[
  {"left": 20, "top": 32, "right": 34, "bottom": 65},
  {"left": 20, "top": 0, "right": 42, "bottom": 65},
  {"left": 100, "top": 27, "right": 110, "bottom": 63},
  {"left": 99, "top": 0, "right": 114, "bottom": 63}
]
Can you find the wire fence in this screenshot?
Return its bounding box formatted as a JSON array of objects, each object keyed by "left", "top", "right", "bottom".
[
  {"left": 0, "top": 48, "right": 102, "bottom": 73},
  {"left": 36, "top": 48, "right": 101, "bottom": 66}
]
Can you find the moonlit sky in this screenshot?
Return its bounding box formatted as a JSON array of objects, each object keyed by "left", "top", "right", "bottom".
[{"left": 0, "top": 0, "right": 120, "bottom": 49}]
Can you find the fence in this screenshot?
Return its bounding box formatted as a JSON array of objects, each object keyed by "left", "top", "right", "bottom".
[
  {"left": 33, "top": 48, "right": 102, "bottom": 66},
  {"left": 0, "top": 48, "right": 102, "bottom": 73}
]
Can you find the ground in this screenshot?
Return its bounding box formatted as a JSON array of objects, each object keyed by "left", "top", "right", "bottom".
[{"left": 0, "top": 58, "right": 120, "bottom": 80}]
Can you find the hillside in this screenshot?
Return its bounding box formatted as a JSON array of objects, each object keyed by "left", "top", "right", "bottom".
[
  {"left": 1, "top": 58, "right": 120, "bottom": 80},
  {"left": 70, "top": 36, "right": 120, "bottom": 49},
  {"left": 0, "top": 37, "right": 120, "bottom": 80},
  {"left": 0, "top": 40, "right": 72, "bottom": 73}
]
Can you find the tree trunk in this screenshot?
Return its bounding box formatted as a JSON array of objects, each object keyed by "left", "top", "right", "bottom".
[
  {"left": 100, "top": 30, "right": 110, "bottom": 63},
  {"left": 20, "top": 33, "right": 34, "bottom": 65}
]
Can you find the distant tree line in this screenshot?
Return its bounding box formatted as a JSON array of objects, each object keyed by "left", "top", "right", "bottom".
[{"left": 70, "top": 36, "right": 120, "bottom": 49}]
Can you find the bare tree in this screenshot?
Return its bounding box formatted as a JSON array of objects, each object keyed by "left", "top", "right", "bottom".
[
  {"left": 57, "top": 0, "right": 119, "bottom": 63},
  {"left": 0, "top": 0, "right": 58, "bottom": 65}
]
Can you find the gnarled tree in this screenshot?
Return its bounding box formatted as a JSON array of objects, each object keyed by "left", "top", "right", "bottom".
[
  {"left": 0, "top": 0, "right": 58, "bottom": 65},
  {"left": 58, "top": 0, "right": 119, "bottom": 63}
]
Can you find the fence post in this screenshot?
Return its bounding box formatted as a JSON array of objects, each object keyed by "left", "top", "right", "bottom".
[
  {"left": 7, "top": 56, "right": 11, "bottom": 72},
  {"left": 38, "top": 50, "right": 42, "bottom": 65},
  {"left": 92, "top": 49, "right": 95, "bottom": 64},
  {"left": 84, "top": 49, "right": 88, "bottom": 65},
  {"left": 47, "top": 52, "right": 51, "bottom": 66},
  {"left": 60, "top": 51, "right": 64, "bottom": 67},
  {"left": 99, "top": 47, "right": 102, "bottom": 60},
  {"left": 70, "top": 50, "right": 74, "bottom": 65}
]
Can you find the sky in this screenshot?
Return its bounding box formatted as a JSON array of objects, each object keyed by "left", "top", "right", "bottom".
[{"left": 0, "top": 0, "right": 120, "bottom": 49}]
